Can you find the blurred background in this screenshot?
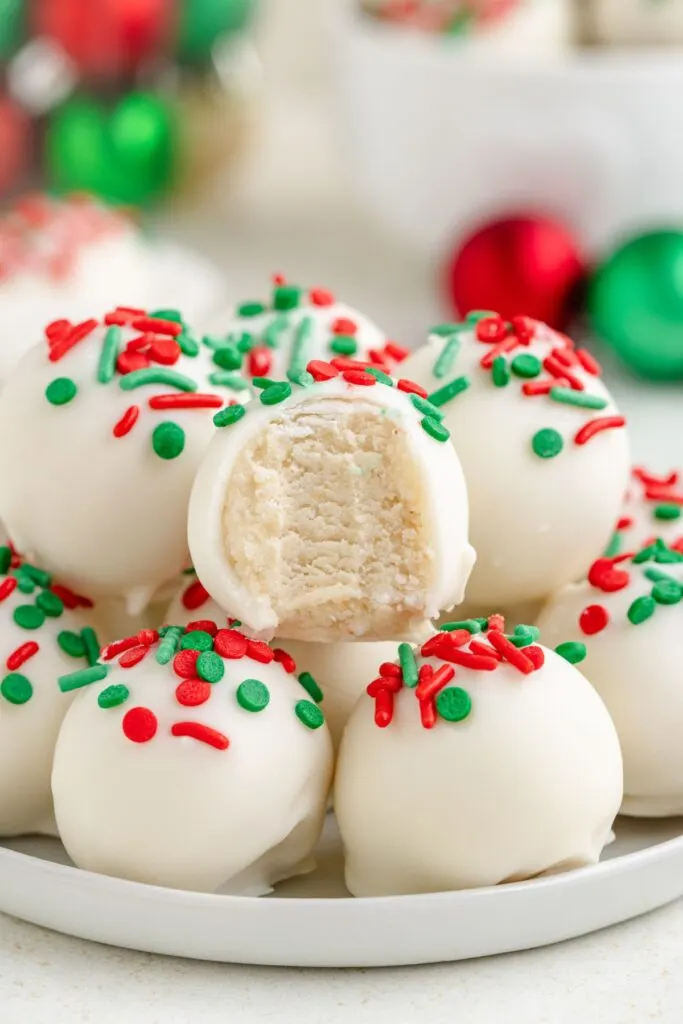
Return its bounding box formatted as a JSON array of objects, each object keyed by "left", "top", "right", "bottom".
[{"left": 3, "top": 0, "right": 683, "bottom": 462}]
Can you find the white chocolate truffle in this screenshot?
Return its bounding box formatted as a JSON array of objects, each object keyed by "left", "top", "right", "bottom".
[
  {"left": 52, "top": 624, "right": 333, "bottom": 893},
  {"left": 335, "top": 621, "right": 623, "bottom": 896},
  {"left": 589, "top": 0, "right": 683, "bottom": 44},
  {"left": 0, "top": 309, "right": 226, "bottom": 613},
  {"left": 0, "top": 549, "right": 101, "bottom": 837},
  {"left": 188, "top": 366, "right": 475, "bottom": 642},
  {"left": 537, "top": 541, "right": 683, "bottom": 818},
  {"left": 399, "top": 316, "right": 630, "bottom": 608},
  {"left": 609, "top": 467, "right": 683, "bottom": 559}
]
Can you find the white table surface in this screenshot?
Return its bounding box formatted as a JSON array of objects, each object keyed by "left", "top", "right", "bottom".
[{"left": 3, "top": 3, "right": 683, "bottom": 1018}]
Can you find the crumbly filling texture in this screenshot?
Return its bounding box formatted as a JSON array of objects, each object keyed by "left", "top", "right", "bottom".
[{"left": 222, "top": 399, "right": 433, "bottom": 640}]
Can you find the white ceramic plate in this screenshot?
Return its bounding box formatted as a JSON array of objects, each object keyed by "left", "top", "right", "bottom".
[{"left": 0, "top": 814, "right": 682, "bottom": 967}]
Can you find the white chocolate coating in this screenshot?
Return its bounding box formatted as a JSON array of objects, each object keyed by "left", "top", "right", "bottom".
[
  {"left": 0, "top": 314, "right": 224, "bottom": 611},
  {"left": 52, "top": 631, "right": 333, "bottom": 893},
  {"left": 611, "top": 467, "right": 683, "bottom": 558},
  {"left": 399, "top": 318, "right": 630, "bottom": 608},
  {"left": 188, "top": 374, "right": 475, "bottom": 641},
  {"left": 335, "top": 634, "right": 623, "bottom": 895},
  {"left": 537, "top": 548, "right": 683, "bottom": 817},
  {"left": 589, "top": 0, "right": 683, "bottom": 44}
]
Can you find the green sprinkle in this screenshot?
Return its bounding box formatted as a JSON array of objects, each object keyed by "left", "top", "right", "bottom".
[
  {"left": 196, "top": 651, "right": 225, "bottom": 683},
  {"left": 436, "top": 686, "right": 472, "bottom": 723},
  {"left": 287, "top": 315, "right": 314, "bottom": 381},
  {"left": 654, "top": 540, "right": 683, "bottom": 564},
  {"left": 211, "top": 345, "right": 243, "bottom": 371},
  {"left": 428, "top": 375, "right": 470, "bottom": 408},
  {"left": 58, "top": 631, "right": 86, "bottom": 658},
  {"left": 473, "top": 617, "right": 489, "bottom": 631},
  {"left": 532, "top": 428, "right": 564, "bottom": 459},
  {"left": 59, "top": 664, "right": 109, "bottom": 693},
  {"left": 237, "top": 333, "right": 256, "bottom": 353},
  {"left": 632, "top": 543, "right": 659, "bottom": 564},
  {"left": 119, "top": 369, "right": 197, "bottom": 393},
  {"left": 330, "top": 335, "right": 357, "bottom": 356},
  {"left": 441, "top": 619, "right": 482, "bottom": 634},
  {"left": 273, "top": 285, "right": 302, "bottom": 311},
  {"left": 491, "top": 356, "right": 510, "bottom": 387},
  {"left": 365, "top": 367, "right": 393, "bottom": 386},
  {"left": 466, "top": 310, "right": 497, "bottom": 323},
  {"left": 81, "top": 627, "right": 101, "bottom": 667},
  {"left": 208, "top": 371, "right": 249, "bottom": 391},
  {"left": 98, "top": 684, "right": 130, "bottom": 709},
  {"left": 214, "top": 404, "right": 246, "bottom": 428},
  {"left": 509, "top": 624, "right": 540, "bottom": 648},
  {"left": 97, "top": 326, "right": 121, "bottom": 384},
  {"left": 262, "top": 316, "right": 289, "bottom": 349},
  {"left": 433, "top": 333, "right": 463, "bottom": 379},
  {"left": 627, "top": 595, "right": 656, "bottom": 625},
  {"left": 156, "top": 626, "right": 182, "bottom": 665},
  {"left": 260, "top": 382, "right": 292, "bottom": 406},
  {"left": 410, "top": 394, "right": 443, "bottom": 419},
  {"left": 421, "top": 417, "right": 450, "bottom": 442},
  {"left": 655, "top": 504, "right": 682, "bottom": 521},
  {"left": 150, "top": 309, "right": 184, "bottom": 324},
  {"left": 603, "top": 531, "right": 622, "bottom": 559},
  {"left": 252, "top": 377, "right": 275, "bottom": 390},
  {"left": 644, "top": 567, "right": 678, "bottom": 584},
  {"left": 180, "top": 630, "right": 213, "bottom": 652},
  {"left": 511, "top": 353, "right": 542, "bottom": 379},
  {"left": 1, "top": 673, "right": 33, "bottom": 705},
  {"left": 549, "top": 388, "right": 608, "bottom": 411},
  {"left": 45, "top": 377, "right": 77, "bottom": 406},
  {"left": 19, "top": 564, "right": 52, "bottom": 587},
  {"left": 0, "top": 547, "right": 11, "bottom": 575},
  {"left": 652, "top": 579, "right": 683, "bottom": 605},
  {"left": 398, "top": 643, "right": 418, "bottom": 688},
  {"left": 555, "top": 641, "right": 586, "bottom": 665},
  {"left": 430, "top": 322, "right": 465, "bottom": 337},
  {"left": 152, "top": 422, "right": 185, "bottom": 460},
  {"left": 177, "top": 331, "right": 199, "bottom": 357},
  {"left": 295, "top": 699, "right": 325, "bottom": 730},
  {"left": 237, "top": 301, "right": 266, "bottom": 318},
  {"left": 298, "top": 671, "right": 324, "bottom": 703},
  {"left": 237, "top": 678, "right": 270, "bottom": 712},
  {"left": 36, "top": 590, "right": 64, "bottom": 618},
  {"left": 15, "top": 574, "right": 35, "bottom": 594},
  {"left": 13, "top": 606, "right": 45, "bottom": 630}
]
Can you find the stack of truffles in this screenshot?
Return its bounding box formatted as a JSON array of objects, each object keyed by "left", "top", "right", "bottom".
[{"left": 0, "top": 268, "right": 678, "bottom": 900}]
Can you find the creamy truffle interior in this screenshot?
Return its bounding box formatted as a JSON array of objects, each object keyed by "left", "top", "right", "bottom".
[{"left": 222, "top": 398, "right": 433, "bottom": 640}]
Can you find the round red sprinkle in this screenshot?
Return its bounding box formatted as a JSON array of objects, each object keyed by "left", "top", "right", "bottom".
[
  {"left": 122, "top": 706, "right": 158, "bottom": 743},
  {"left": 118, "top": 645, "right": 149, "bottom": 669},
  {"left": 332, "top": 317, "right": 357, "bottom": 335},
  {"left": 214, "top": 629, "right": 248, "bottom": 659},
  {"left": 173, "top": 649, "right": 200, "bottom": 678},
  {"left": 397, "top": 379, "right": 428, "bottom": 398},
  {"left": 579, "top": 604, "right": 610, "bottom": 635},
  {"left": 185, "top": 619, "right": 218, "bottom": 636},
  {"left": 309, "top": 287, "right": 335, "bottom": 306},
  {"left": 343, "top": 370, "right": 376, "bottom": 386},
  {"left": 525, "top": 645, "right": 545, "bottom": 669},
  {"left": 247, "top": 639, "right": 275, "bottom": 664},
  {"left": 116, "top": 351, "right": 150, "bottom": 375},
  {"left": 307, "top": 360, "right": 338, "bottom": 381},
  {"left": 182, "top": 580, "right": 210, "bottom": 610},
  {"left": 175, "top": 678, "right": 211, "bottom": 707},
  {"left": 273, "top": 648, "right": 297, "bottom": 673},
  {"left": 476, "top": 316, "right": 507, "bottom": 343}
]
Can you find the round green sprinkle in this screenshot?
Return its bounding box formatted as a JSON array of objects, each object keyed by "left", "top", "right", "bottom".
[
  {"left": 212, "top": 346, "right": 243, "bottom": 371},
  {"left": 511, "top": 353, "right": 542, "bottom": 379},
  {"left": 237, "top": 301, "right": 266, "bottom": 318},
  {"left": 441, "top": 619, "right": 482, "bottom": 634},
  {"left": 98, "top": 684, "right": 130, "bottom": 709},
  {"left": 59, "top": 664, "right": 109, "bottom": 693},
  {"left": 58, "top": 631, "right": 86, "bottom": 658},
  {"left": 45, "top": 377, "right": 77, "bottom": 406},
  {"left": 214, "top": 404, "right": 246, "bottom": 428},
  {"left": 260, "top": 382, "right": 292, "bottom": 406},
  {"left": 0, "top": 547, "right": 11, "bottom": 575},
  {"left": 491, "top": 356, "right": 510, "bottom": 387},
  {"left": 421, "top": 417, "right": 450, "bottom": 443},
  {"left": 236, "top": 678, "right": 270, "bottom": 712},
  {"left": 13, "top": 605, "right": 45, "bottom": 630},
  {"left": 152, "top": 422, "right": 186, "bottom": 460},
  {"left": 627, "top": 595, "right": 656, "bottom": 625},
  {"left": 436, "top": 686, "right": 472, "bottom": 723},
  {"left": 0, "top": 673, "right": 33, "bottom": 705},
  {"left": 555, "top": 641, "right": 587, "bottom": 664},
  {"left": 295, "top": 699, "right": 325, "bottom": 730},
  {"left": 410, "top": 394, "right": 443, "bottom": 419},
  {"left": 298, "top": 671, "right": 324, "bottom": 703},
  {"left": 330, "top": 335, "right": 357, "bottom": 356},
  {"left": 36, "top": 590, "right": 64, "bottom": 618},
  {"left": 179, "top": 630, "right": 213, "bottom": 652},
  {"left": 652, "top": 579, "right": 683, "bottom": 605},
  {"left": 532, "top": 428, "right": 564, "bottom": 459},
  {"left": 655, "top": 504, "right": 682, "bottom": 521},
  {"left": 273, "top": 285, "right": 302, "bottom": 311},
  {"left": 196, "top": 651, "right": 225, "bottom": 683}
]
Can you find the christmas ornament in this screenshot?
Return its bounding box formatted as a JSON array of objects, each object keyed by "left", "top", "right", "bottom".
[
  {"left": 176, "top": 0, "right": 254, "bottom": 63},
  {"left": 445, "top": 214, "right": 586, "bottom": 330},
  {"left": 0, "top": 97, "right": 29, "bottom": 193},
  {"left": 46, "top": 92, "right": 177, "bottom": 205},
  {"left": 588, "top": 230, "right": 683, "bottom": 380},
  {"left": 0, "top": 0, "right": 25, "bottom": 58}
]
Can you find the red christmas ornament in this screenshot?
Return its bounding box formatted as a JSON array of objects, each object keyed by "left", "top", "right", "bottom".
[
  {"left": 0, "top": 97, "right": 28, "bottom": 193},
  {"left": 445, "top": 214, "right": 586, "bottom": 330}
]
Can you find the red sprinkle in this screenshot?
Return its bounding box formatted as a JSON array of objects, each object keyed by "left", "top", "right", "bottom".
[
  {"left": 332, "top": 317, "right": 357, "bottom": 335},
  {"left": 634, "top": 467, "right": 679, "bottom": 488},
  {"left": 383, "top": 342, "right": 410, "bottom": 363},
  {"left": 616, "top": 516, "right": 634, "bottom": 530},
  {"left": 487, "top": 614, "right": 505, "bottom": 632},
  {"left": 588, "top": 556, "right": 631, "bottom": 593},
  {"left": 185, "top": 619, "right": 217, "bottom": 636},
  {"left": 117, "top": 351, "right": 150, "bottom": 375},
  {"left": 182, "top": 580, "right": 210, "bottom": 611},
  {"left": 307, "top": 360, "right": 338, "bottom": 381},
  {"left": 132, "top": 316, "right": 182, "bottom": 337},
  {"left": 148, "top": 393, "right": 222, "bottom": 411},
  {"left": 416, "top": 666, "right": 437, "bottom": 729},
  {"left": 575, "top": 416, "right": 626, "bottom": 446},
  {"left": 522, "top": 378, "right": 569, "bottom": 396},
  {"left": 0, "top": 577, "right": 17, "bottom": 602},
  {"left": 214, "top": 629, "right": 248, "bottom": 659},
  {"left": 149, "top": 339, "right": 181, "bottom": 365},
  {"left": 421, "top": 631, "right": 470, "bottom": 658},
  {"left": 525, "top": 646, "right": 545, "bottom": 669},
  {"left": 576, "top": 348, "right": 601, "bottom": 375},
  {"left": 125, "top": 333, "right": 150, "bottom": 353},
  {"left": 580, "top": 604, "right": 610, "bottom": 635},
  {"left": 331, "top": 358, "right": 371, "bottom": 371},
  {"left": 643, "top": 484, "right": 683, "bottom": 506},
  {"left": 416, "top": 663, "right": 456, "bottom": 702},
  {"left": 550, "top": 347, "right": 578, "bottom": 368},
  {"left": 173, "top": 649, "right": 200, "bottom": 678},
  {"left": 247, "top": 639, "right": 274, "bottom": 664},
  {"left": 104, "top": 306, "right": 146, "bottom": 326},
  {"left": 45, "top": 319, "right": 70, "bottom": 341},
  {"left": 486, "top": 631, "right": 535, "bottom": 674},
  {"left": 273, "top": 648, "right": 297, "bottom": 673},
  {"left": 397, "top": 379, "right": 428, "bottom": 398},
  {"left": 171, "top": 721, "right": 229, "bottom": 750},
  {"left": 113, "top": 405, "right": 140, "bottom": 438},
  {"left": 102, "top": 635, "right": 140, "bottom": 661},
  {"left": 367, "top": 349, "right": 391, "bottom": 370},
  {"left": 48, "top": 318, "right": 98, "bottom": 362},
  {"left": 343, "top": 370, "right": 376, "bottom": 386},
  {"left": 379, "top": 662, "right": 402, "bottom": 678},
  {"left": 249, "top": 347, "right": 272, "bottom": 377},
  {"left": 367, "top": 676, "right": 402, "bottom": 697},
  {"left": 122, "top": 706, "right": 158, "bottom": 743},
  {"left": 480, "top": 335, "right": 520, "bottom": 369},
  {"left": 119, "top": 645, "right": 149, "bottom": 669},
  {"left": 137, "top": 629, "right": 159, "bottom": 647},
  {"left": 543, "top": 355, "right": 583, "bottom": 390},
  {"left": 476, "top": 316, "right": 508, "bottom": 343},
  {"left": 6, "top": 641, "right": 39, "bottom": 671},
  {"left": 470, "top": 640, "right": 502, "bottom": 661},
  {"left": 175, "top": 678, "right": 212, "bottom": 707},
  {"left": 440, "top": 649, "right": 498, "bottom": 672},
  {"left": 309, "top": 287, "right": 335, "bottom": 307},
  {"left": 373, "top": 688, "right": 394, "bottom": 728}
]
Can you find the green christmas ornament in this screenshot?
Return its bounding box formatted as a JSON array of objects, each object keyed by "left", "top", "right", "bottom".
[
  {"left": 177, "top": 0, "right": 255, "bottom": 63},
  {"left": 46, "top": 92, "right": 177, "bottom": 207},
  {"left": 0, "top": 0, "right": 24, "bottom": 59},
  {"left": 588, "top": 230, "right": 683, "bottom": 380}
]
